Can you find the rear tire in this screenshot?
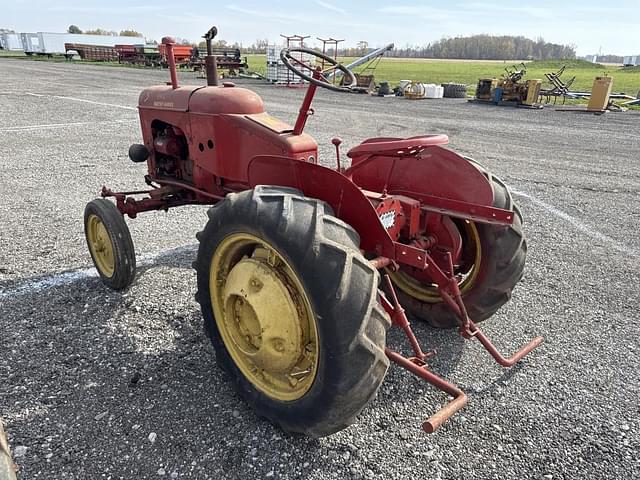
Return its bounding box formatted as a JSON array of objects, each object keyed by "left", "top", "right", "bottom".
[
  {"left": 194, "top": 186, "right": 390, "bottom": 437},
  {"left": 392, "top": 163, "right": 526, "bottom": 329},
  {"left": 84, "top": 199, "right": 136, "bottom": 290}
]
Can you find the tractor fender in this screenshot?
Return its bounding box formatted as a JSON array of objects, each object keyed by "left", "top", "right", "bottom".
[
  {"left": 347, "top": 145, "right": 494, "bottom": 208},
  {"left": 247, "top": 155, "right": 395, "bottom": 258}
]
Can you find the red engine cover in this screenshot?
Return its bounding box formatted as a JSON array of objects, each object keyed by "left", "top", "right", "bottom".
[
  {"left": 189, "top": 85, "right": 264, "bottom": 115},
  {"left": 139, "top": 85, "right": 199, "bottom": 111},
  {"left": 138, "top": 84, "right": 265, "bottom": 115},
  {"left": 137, "top": 84, "right": 318, "bottom": 186}
]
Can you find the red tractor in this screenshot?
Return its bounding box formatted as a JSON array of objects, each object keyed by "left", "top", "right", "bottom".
[{"left": 84, "top": 27, "right": 542, "bottom": 437}]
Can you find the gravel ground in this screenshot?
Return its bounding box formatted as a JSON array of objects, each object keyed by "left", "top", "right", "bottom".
[{"left": 0, "top": 58, "right": 639, "bottom": 480}]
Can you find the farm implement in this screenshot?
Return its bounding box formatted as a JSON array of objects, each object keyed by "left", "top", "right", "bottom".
[
  {"left": 84, "top": 26, "right": 543, "bottom": 436},
  {"left": 64, "top": 41, "right": 246, "bottom": 72},
  {"left": 473, "top": 63, "right": 542, "bottom": 108}
]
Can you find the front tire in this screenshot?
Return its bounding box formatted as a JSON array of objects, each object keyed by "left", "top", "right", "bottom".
[
  {"left": 84, "top": 199, "right": 136, "bottom": 290},
  {"left": 194, "top": 186, "right": 390, "bottom": 437}
]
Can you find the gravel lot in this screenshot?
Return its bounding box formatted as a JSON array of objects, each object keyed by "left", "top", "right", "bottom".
[{"left": 1, "top": 58, "right": 639, "bottom": 480}]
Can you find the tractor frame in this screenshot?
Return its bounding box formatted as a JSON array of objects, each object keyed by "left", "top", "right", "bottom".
[{"left": 91, "top": 28, "right": 542, "bottom": 434}]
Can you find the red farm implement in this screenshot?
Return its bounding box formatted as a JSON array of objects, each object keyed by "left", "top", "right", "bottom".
[
  {"left": 158, "top": 43, "right": 193, "bottom": 67},
  {"left": 84, "top": 26, "right": 542, "bottom": 436}
]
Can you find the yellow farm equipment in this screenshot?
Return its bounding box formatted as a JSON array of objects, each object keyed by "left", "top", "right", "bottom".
[{"left": 473, "top": 63, "right": 542, "bottom": 108}]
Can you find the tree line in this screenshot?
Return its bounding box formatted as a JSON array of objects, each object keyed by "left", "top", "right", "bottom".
[
  {"left": 243, "top": 35, "right": 576, "bottom": 61},
  {"left": 60, "top": 29, "right": 581, "bottom": 61},
  {"left": 67, "top": 25, "right": 142, "bottom": 37},
  {"left": 382, "top": 35, "right": 576, "bottom": 60}
]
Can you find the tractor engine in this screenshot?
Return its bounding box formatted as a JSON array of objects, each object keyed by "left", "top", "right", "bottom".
[{"left": 151, "top": 122, "right": 193, "bottom": 183}]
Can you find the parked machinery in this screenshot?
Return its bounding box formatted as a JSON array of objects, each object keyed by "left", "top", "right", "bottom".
[
  {"left": 64, "top": 43, "right": 119, "bottom": 61},
  {"left": 475, "top": 63, "right": 542, "bottom": 107},
  {"left": 83, "top": 26, "right": 542, "bottom": 436},
  {"left": 540, "top": 65, "right": 576, "bottom": 104},
  {"left": 115, "top": 44, "right": 162, "bottom": 67},
  {"left": 22, "top": 32, "right": 136, "bottom": 56},
  {"left": 117, "top": 43, "right": 192, "bottom": 68},
  {"left": 61, "top": 40, "right": 248, "bottom": 72},
  {"left": 158, "top": 43, "right": 193, "bottom": 66},
  {"left": 337, "top": 43, "right": 395, "bottom": 93},
  {"left": 189, "top": 46, "right": 248, "bottom": 74}
]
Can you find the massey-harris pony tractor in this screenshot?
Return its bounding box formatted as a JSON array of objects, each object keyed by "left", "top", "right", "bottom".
[{"left": 84, "top": 27, "right": 542, "bottom": 436}]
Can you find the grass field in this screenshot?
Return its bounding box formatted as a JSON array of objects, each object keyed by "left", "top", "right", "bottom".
[
  {"left": 247, "top": 54, "right": 640, "bottom": 97},
  {"left": 2, "top": 50, "right": 638, "bottom": 100}
]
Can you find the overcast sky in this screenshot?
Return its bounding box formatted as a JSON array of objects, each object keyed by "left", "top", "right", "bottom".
[{"left": 3, "top": 0, "right": 638, "bottom": 55}]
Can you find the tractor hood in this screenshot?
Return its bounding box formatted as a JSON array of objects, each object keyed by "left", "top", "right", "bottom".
[
  {"left": 139, "top": 85, "right": 199, "bottom": 111},
  {"left": 138, "top": 84, "right": 265, "bottom": 115},
  {"left": 189, "top": 85, "right": 264, "bottom": 115}
]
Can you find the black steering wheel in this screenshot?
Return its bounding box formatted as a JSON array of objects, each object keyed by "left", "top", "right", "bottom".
[{"left": 280, "top": 47, "right": 356, "bottom": 93}]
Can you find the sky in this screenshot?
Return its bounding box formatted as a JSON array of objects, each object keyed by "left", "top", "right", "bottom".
[{"left": 2, "top": 0, "right": 639, "bottom": 55}]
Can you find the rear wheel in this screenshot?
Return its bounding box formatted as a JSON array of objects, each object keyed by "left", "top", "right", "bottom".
[
  {"left": 390, "top": 163, "right": 526, "bottom": 329},
  {"left": 194, "top": 186, "right": 390, "bottom": 437},
  {"left": 84, "top": 199, "right": 136, "bottom": 290}
]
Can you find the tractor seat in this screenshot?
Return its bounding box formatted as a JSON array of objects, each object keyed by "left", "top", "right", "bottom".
[{"left": 347, "top": 135, "right": 449, "bottom": 158}]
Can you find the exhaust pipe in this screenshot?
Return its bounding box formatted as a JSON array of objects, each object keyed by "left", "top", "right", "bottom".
[
  {"left": 161, "top": 37, "right": 179, "bottom": 89},
  {"left": 203, "top": 26, "right": 219, "bottom": 86}
]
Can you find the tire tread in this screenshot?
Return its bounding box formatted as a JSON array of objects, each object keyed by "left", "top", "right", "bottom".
[{"left": 194, "top": 186, "right": 390, "bottom": 437}]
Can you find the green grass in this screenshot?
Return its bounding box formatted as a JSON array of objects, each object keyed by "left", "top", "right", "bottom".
[
  {"left": 0, "top": 50, "right": 28, "bottom": 57},
  {"left": 525, "top": 59, "right": 606, "bottom": 70},
  {"left": 247, "top": 55, "right": 640, "bottom": 98},
  {"left": 4, "top": 51, "right": 638, "bottom": 106}
]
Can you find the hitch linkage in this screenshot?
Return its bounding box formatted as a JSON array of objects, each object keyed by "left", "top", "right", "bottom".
[{"left": 372, "top": 253, "right": 543, "bottom": 433}]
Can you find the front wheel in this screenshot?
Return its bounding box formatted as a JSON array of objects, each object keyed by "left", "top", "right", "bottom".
[
  {"left": 194, "top": 186, "right": 390, "bottom": 437},
  {"left": 390, "top": 164, "right": 527, "bottom": 329},
  {"left": 84, "top": 199, "right": 136, "bottom": 290}
]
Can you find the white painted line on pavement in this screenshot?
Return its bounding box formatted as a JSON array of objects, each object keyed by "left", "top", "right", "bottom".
[
  {"left": 511, "top": 189, "right": 638, "bottom": 257},
  {"left": 0, "top": 245, "right": 197, "bottom": 301},
  {"left": 25, "top": 92, "right": 137, "bottom": 110},
  {"left": 0, "top": 268, "right": 99, "bottom": 300},
  {"left": 1, "top": 189, "right": 635, "bottom": 301},
  {"left": 1, "top": 119, "right": 137, "bottom": 132}
]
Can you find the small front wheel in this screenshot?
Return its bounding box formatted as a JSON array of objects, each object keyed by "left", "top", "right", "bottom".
[{"left": 84, "top": 199, "right": 136, "bottom": 290}]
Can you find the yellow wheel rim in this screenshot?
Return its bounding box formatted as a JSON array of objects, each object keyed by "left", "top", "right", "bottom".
[
  {"left": 87, "top": 214, "right": 115, "bottom": 277},
  {"left": 209, "top": 233, "right": 319, "bottom": 402},
  {"left": 389, "top": 221, "right": 482, "bottom": 303}
]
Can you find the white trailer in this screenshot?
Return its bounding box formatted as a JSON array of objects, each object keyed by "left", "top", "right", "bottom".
[
  {"left": 623, "top": 56, "right": 639, "bottom": 66},
  {"left": 19, "top": 32, "right": 142, "bottom": 55},
  {"left": 0, "top": 33, "right": 22, "bottom": 51},
  {"left": 19, "top": 33, "right": 40, "bottom": 54}
]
